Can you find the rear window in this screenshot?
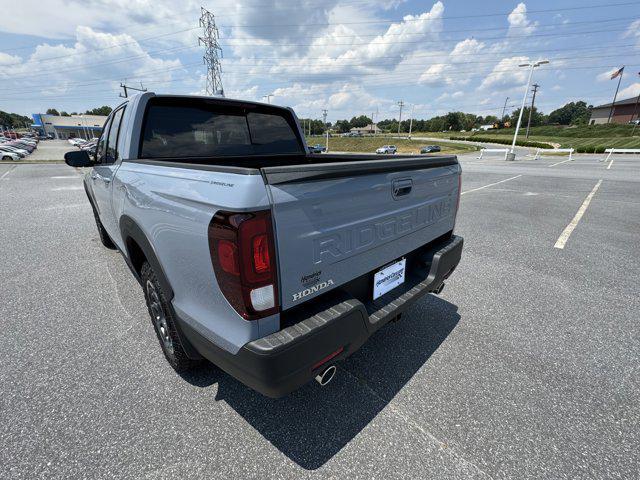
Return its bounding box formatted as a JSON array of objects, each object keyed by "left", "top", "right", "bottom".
[{"left": 139, "top": 99, "right": 303, "bottom": 159}]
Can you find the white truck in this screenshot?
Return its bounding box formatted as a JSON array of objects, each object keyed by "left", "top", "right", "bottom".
[{"left": 65, "top": 93, "right": 463, "bottom": 397}]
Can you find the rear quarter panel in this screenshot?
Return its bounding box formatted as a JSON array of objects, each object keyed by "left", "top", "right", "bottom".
[{"left": 115, "top": 161, "right": 280, "bottom": 354}]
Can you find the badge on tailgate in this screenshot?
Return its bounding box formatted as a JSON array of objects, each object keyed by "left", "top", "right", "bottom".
[{"left": 373, "top": 258, "right": 406, "bottom": 300}]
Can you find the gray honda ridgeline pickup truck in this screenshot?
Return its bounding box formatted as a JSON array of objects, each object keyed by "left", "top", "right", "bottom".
[{"left": 65, "top": 93, "right": 463, "bottom": 397}]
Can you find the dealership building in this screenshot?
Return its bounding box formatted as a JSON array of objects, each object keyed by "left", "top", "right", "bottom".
[
  {"left": 589, "top": 95, "right": 640, "bottom": 125},
  {"left": 31, "top": 113, "right": 108, "bottom": 139}
]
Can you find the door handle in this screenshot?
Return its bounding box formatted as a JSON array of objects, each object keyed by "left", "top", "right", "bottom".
[
  {"left": 102, "top": 177, "right": 111, "bottom": 184},
  {"left": 392, "top": 178, "right": 413, "bottom": 198}
]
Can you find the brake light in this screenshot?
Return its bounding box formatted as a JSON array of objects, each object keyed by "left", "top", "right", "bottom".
[
  {"left": 252, "top": 234, "right": 270, "bottom": 273},
  {"left": 208, "top": 210, "right": 279, "bottom": 320},
  {"left": 218, "top": 239, "right": 239, "bottom": 276}
]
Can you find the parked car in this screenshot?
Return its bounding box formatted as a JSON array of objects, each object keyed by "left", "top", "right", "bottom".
[
  {"left": 68, "top": 138, "right": 86, "bottom": 146},
  {"left": 376, "top": 145, "right": 397, "bottom": 154},
  {"left": 64, "top": 93, "right": 463, "bottom": 398},
  {"left": 0, "top": 150, "right": 20, "bottom": 161},
  {"left": 308, "top": 144, "right": 326, "bottom": 153},
  {"left": 0, "top": 145, "right": 28, "bottom": 157},
  {"left": 420, "top": 145, "right": 441, "bottom": 153}
]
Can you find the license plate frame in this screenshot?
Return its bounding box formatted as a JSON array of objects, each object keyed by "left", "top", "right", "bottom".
[{"left": 373, "top": 258, "right": 406, "bottom": 300}]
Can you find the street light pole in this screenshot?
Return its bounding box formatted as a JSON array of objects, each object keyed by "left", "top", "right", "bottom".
[
  {"left": 408, "top": 104, "right": 415, "bottom": 138},
  {"left": 510, "top": 59, "right": 548, "bottom": 159},
  {"left": 322, "top": 109, "right": 328, "bottom": 152}
]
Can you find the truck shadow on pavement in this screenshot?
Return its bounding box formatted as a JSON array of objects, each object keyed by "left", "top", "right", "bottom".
[{"left": 180, "top": 294, "right": 460, "bottom": 470}]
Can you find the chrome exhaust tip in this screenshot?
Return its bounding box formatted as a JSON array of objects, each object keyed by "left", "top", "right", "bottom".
[{"left": 315, "top": 365, "right": 337, "bottom": 386}]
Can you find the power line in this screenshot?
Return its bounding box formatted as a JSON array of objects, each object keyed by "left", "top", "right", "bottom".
[
  {"left": 199, "top": 7, "right": 224, "bottom": 96},
  {"left": 215, "top": 1, "right": 640, "bottom": 25}
]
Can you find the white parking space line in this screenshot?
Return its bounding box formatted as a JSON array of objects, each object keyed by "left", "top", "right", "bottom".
[
  {"left": 549, "top": 159, "right": 572, "bottom": 167},
  {"left": 606, "top": 158, "right": 614, "bottom": 170},
  {"left": 554, "top": 179, "right": 602, "bottom": 250},
  {"left": 1, "top": 166, "right": 16, "bottom": 180},
  {"left": 52, "top": 186, "right": 84, "bottom": 191},
  {"left": 461, "top": 175, "right": 522, "bottom": 195},
  {"left": 51, "top": 175, "right": 78, "bottom": 179}
]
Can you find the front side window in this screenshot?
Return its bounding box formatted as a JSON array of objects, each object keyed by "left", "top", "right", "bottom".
[
  {"left": 140, "top": 99, "right": 303, "bottom": 159},
  {"left": 95, "top": 116, "right": 113, "bottom": 164},
  {"left": 105, "top": 107, "right": 125, "bottom": 164}
]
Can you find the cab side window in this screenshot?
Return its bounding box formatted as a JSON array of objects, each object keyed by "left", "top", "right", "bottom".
[
  {"left": 95, "top": 116, "right": 113, "bottom": 164},
  {"left": 105, "top": 107, "right": 125, "bottom": 164}
]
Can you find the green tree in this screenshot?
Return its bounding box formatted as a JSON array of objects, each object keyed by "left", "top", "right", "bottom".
[
  {"left": 547, "top": 101, "right": 592, "bottom": 125},
  {"left": 510, "top": 107, "right": 546, "bottom": 128},
  {"left": 349, "top": 115, "right": 372, "bottom": 128},
  {"left": 60, "top": 111, "right": 71, "bottom": 117},
  {"left": 85, "top": 106, "right": 113, "bottom": 116},
  {"left": 46, "top": 108, "right": 60, "bottom": 116},
  {"left": 334, "top": 119, "right": 351, "bottom": 133}
]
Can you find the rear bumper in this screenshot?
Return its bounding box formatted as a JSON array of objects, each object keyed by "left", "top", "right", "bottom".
[{"left": 180, "top": 235, "right": 463, "bottom": 398}]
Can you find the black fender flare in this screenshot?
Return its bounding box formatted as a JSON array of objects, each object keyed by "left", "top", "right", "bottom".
[
  {"left": 119, "top": 215, "right": 174, "bottom": 300},
  {"left": 119, "top": 215, "right": 202, "bottom": 360}
]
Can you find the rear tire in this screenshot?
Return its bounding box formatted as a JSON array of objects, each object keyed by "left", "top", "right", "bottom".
[{"left": 141, "top": 262, "right": 201, "bottom": 373}]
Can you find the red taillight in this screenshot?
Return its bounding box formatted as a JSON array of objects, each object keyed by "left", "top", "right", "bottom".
[
  {"left": 218, "top": 239, "right": 239, "bottom": 276},
  {"left": 252, "top": 234, "right": 270, "bottom": 273},
  {"left": 208, "top": 210, "right": 279, "bottom": 320}
]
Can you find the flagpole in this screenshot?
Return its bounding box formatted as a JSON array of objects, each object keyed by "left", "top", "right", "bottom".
[
  {"left": 631, "top": 73, "right": 640, "bottom": 135},
  {"left": 607, "top": 67, "right": 624, "bottom": 124}
]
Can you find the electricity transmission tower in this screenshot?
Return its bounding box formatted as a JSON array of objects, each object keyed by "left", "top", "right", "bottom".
[{"left": 199, "top": 7, "right": 224, "bottom": 96}]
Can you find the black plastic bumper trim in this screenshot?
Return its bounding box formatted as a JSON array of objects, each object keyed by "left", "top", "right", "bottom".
[{"left": 177, "top": 235, "right": 463, "bottom": 398}]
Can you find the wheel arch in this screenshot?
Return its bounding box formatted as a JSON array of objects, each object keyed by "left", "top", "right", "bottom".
[{"left": 119, "top": 215, "right": 174, "bottom": 300}]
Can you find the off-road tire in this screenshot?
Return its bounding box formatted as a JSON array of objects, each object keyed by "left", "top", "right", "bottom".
[{"left": 141, "top": 262, "right": 201, "bottom": 373}]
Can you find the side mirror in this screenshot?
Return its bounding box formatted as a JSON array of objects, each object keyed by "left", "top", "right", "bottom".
[{"left": 64, "top": 150, "right": 94, "bottom": 167}]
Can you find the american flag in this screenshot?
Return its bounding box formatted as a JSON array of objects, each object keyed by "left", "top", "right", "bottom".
[{"left": 611, "top": 66, "right": 624, "bottom": 79}]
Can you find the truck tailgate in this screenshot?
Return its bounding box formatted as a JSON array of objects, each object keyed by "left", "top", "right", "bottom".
[{"left": 262, "top": 156, "right": 460, "bottom": 310}]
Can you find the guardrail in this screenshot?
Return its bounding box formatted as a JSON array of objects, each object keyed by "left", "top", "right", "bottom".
[
  {"left": 602, "top": 148, "right": 640, "bottom": 162},
  {"left": 478, "top": 148, "right": 509, "bottom": 160},
  {"left": 533, "top": 148, "right": 574, "bottom": 161}
]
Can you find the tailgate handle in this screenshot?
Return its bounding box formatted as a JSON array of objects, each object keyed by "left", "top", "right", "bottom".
[{"left": 393, "top": 178, "right": 413, "bottom": 198}]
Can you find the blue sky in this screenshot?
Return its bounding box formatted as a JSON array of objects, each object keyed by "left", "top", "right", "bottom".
[{"left": 0, "top": 0, "right": 639, "bottom": 121}]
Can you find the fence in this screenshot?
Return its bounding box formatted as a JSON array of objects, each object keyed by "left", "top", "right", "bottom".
[
  {"left": 533, "top": 148, "right": 574, "bottom": 161},
  {"left": 478, "top": 148, "right": 509, "bottom": 160}
]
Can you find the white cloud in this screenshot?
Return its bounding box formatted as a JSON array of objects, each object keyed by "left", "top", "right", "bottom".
[
  {"left": 507, "top": 3, "right": 538, "bottom": 36},
  {"left": 0, "top": 26, "right": 183, "bottom": 110},
  {"left": 618, "top": 83, "right": 640, "bottom": 99},
  {"left": 479, "top": 56, "right": 530, "bottom": 89},
  {"left": 623, "top": 19, "right": 640, "bottom": 49},
  {"left": 0, "top": 52, "right": 22, "bottom": 66}
]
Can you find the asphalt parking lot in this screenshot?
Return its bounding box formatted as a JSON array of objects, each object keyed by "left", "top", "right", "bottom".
[{"left": 1, "top": 153, "right": 639, "bottom": 479}]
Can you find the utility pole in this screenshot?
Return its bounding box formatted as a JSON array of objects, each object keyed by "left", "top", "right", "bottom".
[
  {"left": 262, "top": 94, "right": 273, "bottom": 104},
  {"left": 501, "top": 96, "right": 510, "bottom": 123},
  {"left": 397, "top": 100, "right": 404, "bottom": 136},
  {"left": 199, "top": 7, "right": 224, "bottom": 97},
  {"left": 119, "top": 82, "right": 146, "bottom": 98},
  {"left": 510, "top": 59, "right": 549, "bottom": 160},
  {"left": 322, "top": 109, "right": 328, "bottom": 152},
  {"left": 525, "top": 83, "right": 539, "bottom": 139}
]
